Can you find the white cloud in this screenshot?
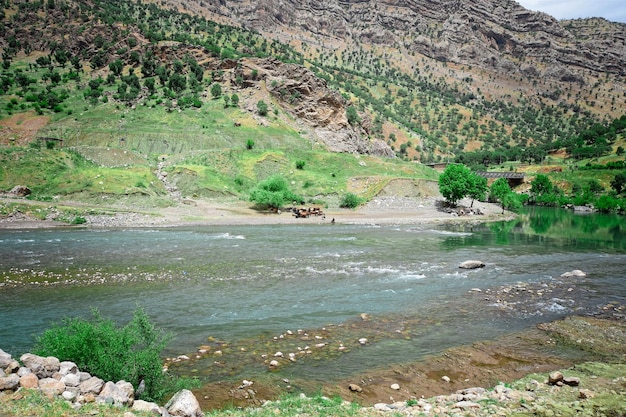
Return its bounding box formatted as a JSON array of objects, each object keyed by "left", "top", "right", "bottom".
[{"left": 516, "top": 0, "right": 626, "bottom": 22}]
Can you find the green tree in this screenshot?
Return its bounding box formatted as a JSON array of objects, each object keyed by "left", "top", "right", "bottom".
[
  {"left": 346, "top": 105, "right": 360, "bottom": 125},
  {"left": 70, "top": 55, "right": 81, "bottom": 72},
  {"left": 231, "top": 93, "right": 239, "bottom": 107},
  {"left": 210, "top": 82, "right": 222, "bottom": 98},
  {"left": 595, "top": 195, "right": 619, "bottom": 212},
  {"left": 53, "top": 49, "right": 68, "bottom": 68},
  {"left": 530, "top": 174, "right": 555, "bottom": 205},
  {"left": 438, "top": 164, "right": 472, "bottom": 206},
  {"left": 530, "top": 174, "right": 552, "bottom": 196},
  {"left": 490, "top": 177, "right": 512, "bottom": 214},
  {"left": 144, "top": 77, "right": 156, "bottom": 95},
  {"left": 467, "top": 173, "right": 487, "bottom": 207},
  {"left": 611, "top": 172, "right": 626, "bottom": 194},
  {"left": 109, "top": 59, "right": 123, "bottom": 77},
  {"left": 249, "top": 175, "right": 302, "bottom": 210},
  {"left": 588, "top": 179, "right": 604, "bottom": 195},
  {"left": 257, "top": 100, "right": 268, "bottom": 116},
  {"left": 168, "top": 73, "right": 186, "bottom": 93},
  {"left": 245, "top": 139, "right": 255, "bottom": 150}
]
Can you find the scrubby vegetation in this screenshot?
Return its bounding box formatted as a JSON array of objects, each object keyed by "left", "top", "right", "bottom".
[
  {"left": 438, "top": 162, "right": 626, "bottom": 214},
  {"left": 249, "top": 175, "right": 303, "bottom": 210},
  {"left": 34, "top": 307, "right": 196, "bottom": 402}
]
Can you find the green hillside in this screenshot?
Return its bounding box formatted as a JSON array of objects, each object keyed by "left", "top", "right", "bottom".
[{"left": 0, "top": 0, "right": 624, "bottom": 213}]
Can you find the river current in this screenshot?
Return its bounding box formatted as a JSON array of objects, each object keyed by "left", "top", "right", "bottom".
[{"left": 1, "top": 207, "right": 625, "bottom": 385}]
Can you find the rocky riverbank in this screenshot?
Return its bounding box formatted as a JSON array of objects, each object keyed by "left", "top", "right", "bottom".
[
  {"left": 2, "top": 354, "right": 625, "bottom": 417},
  {"left": 0, "top": 195, "right": 512, "bottom": 229},
  {"left": 0, "top": 349, "right": 204, "bottom": 417}
]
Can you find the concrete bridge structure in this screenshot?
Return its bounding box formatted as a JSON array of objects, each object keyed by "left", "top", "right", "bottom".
[{"left": 476, "top": 171, "right": 525, "bottom": 186}]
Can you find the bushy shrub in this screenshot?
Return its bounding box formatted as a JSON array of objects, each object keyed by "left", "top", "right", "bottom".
[
  {"left": 249, "top": 175, "right": 303, "bottom": 209},
  {"left": 595, "top": 195, "right": 620, "bottom": 212},
  {"left": 34, "top": 308, "right": 173, "bottom": 402},
  {"left": 340, "top": 192, "right": 363, "bottom": 209},
  {"left": 295, "top": 160, "right": 305, "bottom": 170}
]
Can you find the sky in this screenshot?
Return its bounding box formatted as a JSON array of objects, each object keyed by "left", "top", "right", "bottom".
[{"left": 516, "top": 0, "right": 626, "bottom": 23}]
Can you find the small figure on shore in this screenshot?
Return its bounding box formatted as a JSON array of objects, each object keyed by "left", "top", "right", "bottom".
[{"left": 331, "top": 218, "right": 335, "bottom": 224}]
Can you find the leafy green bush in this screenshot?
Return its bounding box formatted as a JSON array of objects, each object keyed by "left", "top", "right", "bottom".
[
  {"left": 257, "top": 100, "right": 268, "bottom": 116},
  {"left": 340, "top": 192, "right": 363, "bottom": 209},
  {"left": 595, "top": 195, "right": 620, "bottom": 212},
  {"left": 71, "top": 216, "right": 87, "bottom": 225},
  {"left": 249, "top": 175, "right": 302, "bottom": 209},
  {"left": 34, "top": 308, "right": 174, "bottom": 402},
  {"left": 295, "top": 160, "right": 306, "bottom": 170}
]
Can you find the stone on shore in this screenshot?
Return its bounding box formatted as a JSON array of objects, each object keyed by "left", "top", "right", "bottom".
[
  {"left": 132, "top": 399, "right": 163, "bottom": 415},
  {"left": 0, "top": 349, "right": 12, "bottom": 368},
  {"left": 548, "top": 371, "right": 564, "bottom": 385},
  {"left": 39, "top": 378, "right": 66, "bottom": 398},
  {"left": 80, "top": 376, "right": 105, "bottom": 394},
  {"left": 97, "top": 380, "right": 134, "bottom": 407},
  {"left": 349, "top": 383, "right": 363, "bottom": 392},
  {"left": 0, "top": 374, "right": 20, "bottom": 391},
  {"left": 20, "top": 353, "right": 60, "bottom": 378},
  {"left": 19, "top": 373, "right": 39, "bottom": 389},
  {"left": 165, "top": 389, "right": 204, "bottom": 417},
  {"left": 459, "top": 260, "right": 485, "bottom": 269}
]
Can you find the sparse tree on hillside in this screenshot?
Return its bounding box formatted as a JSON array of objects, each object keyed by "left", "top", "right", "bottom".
[
  {"left": 610, "top": 172, "right": 626, "bottom": 194},
  {"left": 257, "top": 100, "right": 268, "bottom": 116},
  {"left": 109, "top": 59, "right": 123, "bottom": 77},
  {"left": 346, "top": 105, "right": 360, "bottom": 126},
  {"left": 231, "top": 93, "right": 239, "bottom": 107},
  {"left": 210, "top": 82, "right": 222, "bottom": 98}
]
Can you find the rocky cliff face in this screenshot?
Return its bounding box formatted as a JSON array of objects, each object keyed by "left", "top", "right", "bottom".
[
  {"left": 196, "top": 0, "right": 626, "bottom": 80},
  {"left": 233, "top": 57, "right": 394, "bottom": 156}
]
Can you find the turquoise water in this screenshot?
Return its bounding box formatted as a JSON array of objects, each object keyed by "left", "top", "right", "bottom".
[{"left": 0, "top": 208, "right": 624, "bottom": 383}]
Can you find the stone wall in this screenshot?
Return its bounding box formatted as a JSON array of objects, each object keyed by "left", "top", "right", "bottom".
[{"left": 0, "top": 348, "right": 203, "bottom": 417}]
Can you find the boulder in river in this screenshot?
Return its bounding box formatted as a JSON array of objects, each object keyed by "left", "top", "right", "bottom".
[
  {"left": 560, "top": 270, "right": 586, "bottom": 278},
  {"left": 459, "top": 260, "right": 485, "bottom": 269}
]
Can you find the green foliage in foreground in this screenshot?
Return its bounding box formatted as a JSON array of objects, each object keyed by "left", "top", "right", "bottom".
[
  {"left": 34, "top": 307, "right": 182, "bottom": 402},
  {"left": 249, "top": 175, "right": 303, "bottom": 209}
]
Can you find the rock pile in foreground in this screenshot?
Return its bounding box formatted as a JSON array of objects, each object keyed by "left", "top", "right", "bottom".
[{"left": 0, "top": 349, "right": 203, "bottom": 417}]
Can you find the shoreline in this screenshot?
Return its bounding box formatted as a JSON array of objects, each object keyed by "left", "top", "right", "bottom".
[{"left": 0, "top": 195, "right": 515, "bottom": 229}]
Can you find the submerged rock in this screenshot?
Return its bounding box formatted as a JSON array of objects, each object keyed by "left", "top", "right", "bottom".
[
  {"left": 459, "top": 260, "right": 485, "bottom": 269},
  {"left": 560, "top": 270, "right": 587, "bottom": 278}
]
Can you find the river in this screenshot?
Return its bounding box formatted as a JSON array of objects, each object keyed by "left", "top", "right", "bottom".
[{"left": 1, "top": 207, "right": 625, "bottom": 388}]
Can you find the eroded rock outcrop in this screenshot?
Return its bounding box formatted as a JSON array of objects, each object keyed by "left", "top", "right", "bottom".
[{"left": 234, "top": 57, "right": 394, "bottom": 157}]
